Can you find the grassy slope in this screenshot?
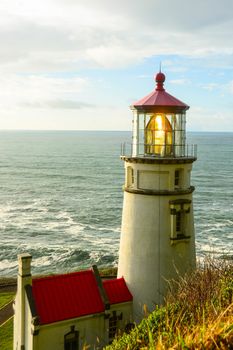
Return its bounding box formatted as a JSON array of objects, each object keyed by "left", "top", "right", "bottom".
[
  {"left": 0, "top": 292, "right": 15, "bottom": 309},
  {"left": 0, "top": 318, "right": 13, "bottom": 350},
  {"left": 106, "top": 259, "right": 233, "bottom": 349},
  {"left": 0, "top": 291, "right": 15, "bottom": 350},
  {"left": 0, "top": 263, "right": 232, "bottom": 349}
]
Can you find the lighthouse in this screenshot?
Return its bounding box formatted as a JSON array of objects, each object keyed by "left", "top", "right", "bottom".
[{"left": 117, "top": 71, "right": 197, "bottom": 321}]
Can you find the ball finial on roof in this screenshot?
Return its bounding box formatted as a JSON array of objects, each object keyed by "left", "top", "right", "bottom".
[
  {"left": 155, "top": 71, "right": 165, "bottom": 91},
  {"left": 155, "top": 72, "right": 166, "bottom": 83}
]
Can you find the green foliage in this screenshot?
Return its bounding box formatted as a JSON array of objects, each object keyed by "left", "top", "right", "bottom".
[
  {"left": 106, "top": 259, "right": 233, "bottom": 350},
  {"left": 99, "top": 267, "right": 117, "bottom": 277},
  {"left": 0, "top": 292, "right": 15, "bottom": 309},
  {"left": 0, "top": 317, "right": 13, "bottom": 350}
]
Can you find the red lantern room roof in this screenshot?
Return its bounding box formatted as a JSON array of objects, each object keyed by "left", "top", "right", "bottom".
[{"left": 132, "top": 72, "right": 189, "bottom": 113}]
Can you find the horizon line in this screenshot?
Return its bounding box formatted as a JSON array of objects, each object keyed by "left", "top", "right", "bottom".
[{"left": 0, "top": 129, "right": 232, "bottom": 133}]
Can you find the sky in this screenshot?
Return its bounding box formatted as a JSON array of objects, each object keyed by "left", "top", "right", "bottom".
[{"left": 0, "top": 0, "right": 232, "bottom": 131}]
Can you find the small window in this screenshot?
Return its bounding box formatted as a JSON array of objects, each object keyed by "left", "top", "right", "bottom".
[
  {"left": 109, "top": 312, "right": 118, "bottom": 341},
  {"left": 174, "top": 170, "right": 180, "bottom": 188},
  {"left": 108, "top": 311, "right": 122, "bottom": 343},
  {"left": 64, "top": 326, "right": 79, "bottom": 350},
  {"left": 127, "top": 167, "right": 134, "bottom": 187},
  {"left": 169, "top": 199, "right": 191, "bottom": 242},
  {"left": 132, "top": 169, "right": 135, "bottom": 184},
  {"left": 176, "top": 210, "right": 182, "bottom": 234},
  {"left": 175, "top": 210, "right": 186, "bottom": 238}
]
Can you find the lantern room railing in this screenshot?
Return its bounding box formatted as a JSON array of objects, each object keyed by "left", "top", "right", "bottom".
[{"left": 121, "top": 142, "right": 197, "bottom": 159}]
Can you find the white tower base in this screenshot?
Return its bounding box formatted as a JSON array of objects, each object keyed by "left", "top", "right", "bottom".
[{"left": 117, "top": 157, "right": 196, "bottom": 321}]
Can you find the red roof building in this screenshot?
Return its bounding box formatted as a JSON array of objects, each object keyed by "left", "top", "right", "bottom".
[
  {"left": 32, "top": 268, "right": 132, "bottom": 325},
  {"left": 14, "top": 254, "right": 133, "bottom": 349},
  {"left": 103, "top": 278, "right": 133, "bottom": 305}
]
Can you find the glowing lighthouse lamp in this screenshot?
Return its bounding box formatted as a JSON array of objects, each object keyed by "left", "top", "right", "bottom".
[{"left": 118, "top": 71, "right": 197, "bottom": 321}]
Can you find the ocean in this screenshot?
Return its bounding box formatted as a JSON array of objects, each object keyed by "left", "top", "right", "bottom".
[{"left": 0, "top": 131, "right": 232, "bottom": 276}]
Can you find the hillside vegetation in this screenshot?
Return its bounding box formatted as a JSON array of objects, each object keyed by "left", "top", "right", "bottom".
[
  {"left": 106, "top": 259, "right": 233, "bottom": 349},
  {"left": 0, "top": 318, "right": 13, "bottom": 350}
]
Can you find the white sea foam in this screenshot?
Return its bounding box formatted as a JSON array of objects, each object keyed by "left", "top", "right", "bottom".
[
  {"left": 0, "top": 259, "right": 18, "bottom": 271},
  {"left": 97, "top": 226, "right": 121, "bottom": 233},
  {"left": 0, "top": 131, "right": 233, "bottom": 275},
  {"left": 65, "top": 224, "right": 85, "bottom": 236},
  {"left": 32, "top": 255, "right": 52, "bottom": 268}
]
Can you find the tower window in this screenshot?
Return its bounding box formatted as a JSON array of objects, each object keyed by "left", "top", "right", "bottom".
[
  {"left": 127, "top": 167, "right": 134, "bottom": 187},
  {"left": 174, "top": 169, "right": 184, "bottom": 189},
  {"left": 176, "top": 210, "right": 182, "bottom": 234},
  {"left": 174, "top": 170, "right": 180, "bottom": 188},
  {"left": 64, "top": 326, "right": 79, "bottom": 350},
  {"left": 169, "top": 199, "right": 191, "bottom": 242},
  {"left": 132, "top": 169, "right": 135, "bottom": 184}
]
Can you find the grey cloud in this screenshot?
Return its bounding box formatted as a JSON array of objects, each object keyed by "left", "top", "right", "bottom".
[
  {"left": 58, "top": 0, "right": 233, "bottom": 31},
  {"left": 0, "top": 0, "right": 232, "bottom": 72},
  {"left": 0, "top": 23, "right": 85, "bottom": 57},
  {"left": 0, "top": 19, "right": 130, "bottom": 70}
]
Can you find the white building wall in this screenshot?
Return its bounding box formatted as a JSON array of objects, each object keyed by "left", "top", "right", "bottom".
[
  {"left": 36, "top": 315, "right": 106, "bottom": 350},
  {"left": 30, "top": 302, "right": 132, "bottom": 350},
  {"left": 118, "top": 160, "right": 196, "bottom": 321},
  {"left": 17, "top": 301, "right": 133, "bottom": 350}
]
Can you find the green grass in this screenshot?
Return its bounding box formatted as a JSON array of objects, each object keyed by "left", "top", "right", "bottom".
[
  {"left": 100, "top": 267, "right": 117, "bottom": 277},
  {"left": 0, "top": 291, "right": 15, "bottom": 350},
  {"left": 0, "top": 293, "right": 15, "bottom": 309},
  {"left": 0, "top": 317, "right": 13, "bottom": 350},
  {"left": 106, "top": 259, "right": 233, "bottom": 349}
]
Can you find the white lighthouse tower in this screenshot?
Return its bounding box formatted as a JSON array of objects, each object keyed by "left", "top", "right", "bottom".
[{"left": 117, "top": 71, "right": 197, "bottom": 321}]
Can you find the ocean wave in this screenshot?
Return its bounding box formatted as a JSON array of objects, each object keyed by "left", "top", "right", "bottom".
[
  {"left": 0, "top": 131, "right": 232, "bottom": 276},
  {"left": 0, "top": 259, "right": 18, "bottom": 273}
]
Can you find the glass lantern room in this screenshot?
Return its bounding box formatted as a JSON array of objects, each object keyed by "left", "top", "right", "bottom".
[{"left": 130, "top": 72, "right": 189, "bottom": 158}]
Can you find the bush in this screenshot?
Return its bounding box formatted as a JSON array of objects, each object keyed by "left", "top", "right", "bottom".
[{"left": 106, "top": 258, "right": 233, "bottom": 349}]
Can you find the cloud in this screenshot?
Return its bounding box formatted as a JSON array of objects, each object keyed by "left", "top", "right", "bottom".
[
  {"left": 22, "top": 99, "right": 96, "bottom": 110},
  {"left": 0, "top": 0, "right": 232, "bottom": 73},
  {"left": 201, "top": 83, "right": 218, "bottom": 91},
  {"left": 188, "top": 106, "right": 233, "bottom": 132},
  {"left": 0, "top": 74, "right": 89, "bottom": 109},
  {"left": 0, "top": 0, "right": 232, "bottom": 131},
  {"left": 227, "top": 81, "right": 233, "bottom": 95},
  {"left": 169, "top": 79, "right": 190, "bottom": 85}
]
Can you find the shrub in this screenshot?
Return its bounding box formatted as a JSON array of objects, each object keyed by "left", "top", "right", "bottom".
[{"left": 106, "top": 258, "right": 233, "bottom": 350}]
